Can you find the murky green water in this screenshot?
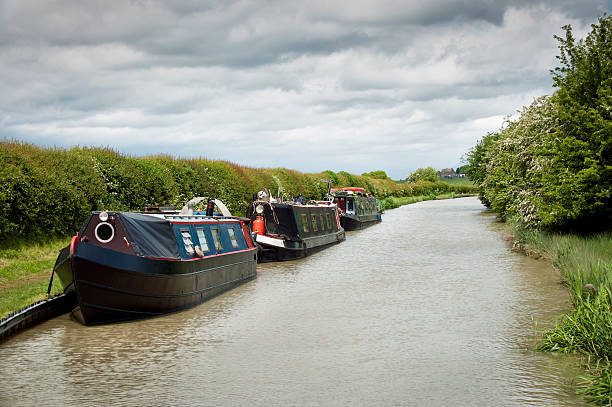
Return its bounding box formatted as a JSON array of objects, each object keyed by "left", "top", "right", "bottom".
[{"left": 0, "top": 197, "right": 585, "bottom": 406}]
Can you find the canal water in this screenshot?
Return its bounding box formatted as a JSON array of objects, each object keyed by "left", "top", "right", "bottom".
[{"left": 0, "top": 197, "right": 585, "bottom": 406}]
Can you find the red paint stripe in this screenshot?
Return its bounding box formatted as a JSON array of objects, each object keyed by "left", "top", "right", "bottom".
[{"left": 241, "top": 223, "right": 254, "bottom": 247}]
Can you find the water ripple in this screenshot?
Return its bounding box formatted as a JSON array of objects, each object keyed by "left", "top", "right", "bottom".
[{"left": 0, "top": 198, "right": 585, "bottom": 406}]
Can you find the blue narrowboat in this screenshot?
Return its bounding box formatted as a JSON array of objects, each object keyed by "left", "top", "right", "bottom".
[{"left": 51, "top": 198, "right": 257, "bottom": 325}]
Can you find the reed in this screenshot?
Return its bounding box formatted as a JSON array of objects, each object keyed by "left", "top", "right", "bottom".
[
  {"left": 577, "top": 359, "right": 612, "bottom": 406},
  {"left": 512, "top": 222, "right": 612, "bottom": 405}
]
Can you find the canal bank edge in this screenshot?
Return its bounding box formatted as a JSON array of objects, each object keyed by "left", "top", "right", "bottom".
[{"left": 500, "top": 221, "right": 612, "bottom": 405}]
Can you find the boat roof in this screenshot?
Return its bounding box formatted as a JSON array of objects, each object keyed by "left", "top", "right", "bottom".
[
  {"left": 331, "top": 187, "right": 366, "bottom": 193},
  {"left": 90, "top": 211, "right": 244, "bottom": 260},
  {"left": 148, "top": 213, "right": 242, "bottom": 223},
  {"left": 330, "top": 187, "right": 367, "bottom": 196},
  {"left": 118, "top": 212, "right": 180, "bottom": 259},
  {"left": 254, "top": 201, "right": 337, "bottom": 209}
]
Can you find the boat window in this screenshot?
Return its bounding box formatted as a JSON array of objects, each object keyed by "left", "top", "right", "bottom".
[
  {"left": 227, "top": 227, "right": 239, "bottom": 248},
  {"left": 301, "top": 214, "right": 309, "bottom": 233},
  {"left": 311, "top": 214, "right": 318, "bottom": 232},
  {"left": 181, "top": 229, "right": 195, "bottom": 256},
  {"left": 195, "top": 227, "right": 210, "bottom": 253},
  {"left": 347, "top": 199, "right": 354, "bottom": 212},
  {"left": 326, "top": 213, "right": 332, "bottom": 229},
  {"left": 320, "top": 214, "right": 325, "bottom": 230},
  {"left": 210, "top": 227, "right": 223, "bottom": 251}
]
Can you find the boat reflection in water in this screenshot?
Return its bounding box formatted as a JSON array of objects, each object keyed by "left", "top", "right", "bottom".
[{"left": 51, "top": 197, "right": 258, "bottom": 325}]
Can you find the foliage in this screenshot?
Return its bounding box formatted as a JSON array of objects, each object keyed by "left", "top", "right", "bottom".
[
  {"left": 510, "top": 221, "right": 612, "bottom": 404},
  {"left": 322, "top": 170, "right": 340, "bottom": 186},
  {"left": 0, "top": 140, "right": 474, "bottom": 243},
  {"left": 577, "top": 360, "right": 612, "bottom": 406},
  {"left": 465, "top": 15, "right": 611, "bottom": 232},
  {"left": 380, "top": 192, "right": 458, "bottom": 211},
  {"left": 361, "top": 170, "right": 389, "bottom": 179},
  {"left": 0, "top": 236, "right": 69, "bottom": 319},
  {"left": 405, "top": 167, "right": 440, "bottom": 183},
  {"left": 441, "top": 177, "right": 475, "bottom": 187},
  {"left": 466, "top": 16, "right": 612, "bottom": 399}
]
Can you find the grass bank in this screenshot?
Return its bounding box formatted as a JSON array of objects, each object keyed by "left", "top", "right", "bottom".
[
  {"left": 0, "top": 238, "right": 68, "bottom": 319},
  {"left": 509, "top": 222, "right": 612, "bottom": 405},
  {"left": 381, "top": 192, "right": 468, "bottom": 211},
  {"left": 441, "top": 177, "right": 474, "bottom": 186}
]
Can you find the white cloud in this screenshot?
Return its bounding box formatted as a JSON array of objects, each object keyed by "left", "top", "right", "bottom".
[{"left": 0, "top": 0, "right": 606, "bottom": 179}]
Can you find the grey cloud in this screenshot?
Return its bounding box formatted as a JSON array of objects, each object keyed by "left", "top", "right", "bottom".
[{"left": 0, "top": 1, "right": 607, "bottom": 178}]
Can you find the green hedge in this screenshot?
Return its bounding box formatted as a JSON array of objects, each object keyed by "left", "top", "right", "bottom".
[{"left": 0, "top": 141, "right": 474, "bottom": 244}]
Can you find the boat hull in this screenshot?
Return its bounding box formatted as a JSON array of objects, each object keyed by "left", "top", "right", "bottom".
[
  {"left": 340, "top": 214, "right": 381, "bottom": 231},
  {"left": 257, "top": 229, "right": 345, "bottom": 262},
  {"left": 70, "top": 242, "right": 257, "bottom": 325}
]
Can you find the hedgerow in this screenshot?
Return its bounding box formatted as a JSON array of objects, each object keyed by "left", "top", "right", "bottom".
[{"left": 0, "top": 141, "right": 473, "bottom": 243}]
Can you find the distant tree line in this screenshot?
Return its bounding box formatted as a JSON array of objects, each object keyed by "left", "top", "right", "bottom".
[
  {"left": 404, "top": 167, "right": 440, "bottom": 183},
  {"left": 361, "top": 170, "right": 390, "bottom": 180},
  {"left": 464, "top": 15, "right": 611, "bottom": 232}
]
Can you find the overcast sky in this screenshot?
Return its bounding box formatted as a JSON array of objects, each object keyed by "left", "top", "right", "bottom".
[{"left": 0, "top": 1, "right": 609, "bottom": 179}]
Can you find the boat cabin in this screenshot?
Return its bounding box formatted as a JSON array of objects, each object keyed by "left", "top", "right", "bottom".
[{"left": 75, "top": 211, "right": 254, "bottom": 262}]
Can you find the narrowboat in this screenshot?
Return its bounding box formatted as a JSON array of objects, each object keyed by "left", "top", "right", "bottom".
[
  {"left": 246, "top": 190, "right": 345, "bottom": 262},
  {"left": 330, "top": 187, "right": 381, "bottom": 230},
  {"left": 50, "top": 197, "right": 258, "bottom": 325}
]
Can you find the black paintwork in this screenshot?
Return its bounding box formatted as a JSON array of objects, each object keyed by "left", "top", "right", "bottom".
[
  {"left": 52, "top": 211, "right": 258, "bottom": 325},
  {"left": 69, "top": 242, "right": 257, "bottom": 325},
  {"left": 332, "top": 193, "right": 381, "bottom": 231},
  {"left": 340, "top": 214, "right": 380, "bottom": 231},
  {"left": 247, "top": 201, "right": 345, "bottom": 262}
]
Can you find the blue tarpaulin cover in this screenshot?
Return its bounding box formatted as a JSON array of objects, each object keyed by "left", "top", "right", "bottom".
[{"left": 119, "top": 213, "right": 180, "bottom": 259}]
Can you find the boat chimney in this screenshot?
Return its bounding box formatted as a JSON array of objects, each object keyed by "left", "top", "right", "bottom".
[{"left": 206, "top": 197, "right": 215, "bottom": 217}]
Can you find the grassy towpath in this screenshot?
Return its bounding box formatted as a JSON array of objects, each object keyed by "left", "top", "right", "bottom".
[
  {"left": 380, "top": 191, "right": 476, "bottom": 211},
  {"left": 0, "top": 238, "right": 69, "bottom": 319},
  {"left": 441, "top": 177, "right": 474, "bottom": 187}
]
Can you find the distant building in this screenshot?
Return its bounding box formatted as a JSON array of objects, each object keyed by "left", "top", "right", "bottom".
[{"left": 439, "top": 168, "right": 457, "bottom": 178}]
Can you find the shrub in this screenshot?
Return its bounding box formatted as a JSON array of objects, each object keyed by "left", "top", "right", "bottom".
[
  {"left": 405, "top": 167, "right": 439, "bottom": 183},
  {"left": 465, "top": 15, "right": 611, "bottom": 232}
]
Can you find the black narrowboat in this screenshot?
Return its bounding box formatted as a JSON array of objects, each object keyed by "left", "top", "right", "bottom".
[
  {"left": 51, "top": 198, "right": 258, "bottom": 325},
  {"left": 331, "top": 187, "right": 381, "bottom": 231},
  {"left": 246, "top": 190, "right": 345, "bottom": 262}
]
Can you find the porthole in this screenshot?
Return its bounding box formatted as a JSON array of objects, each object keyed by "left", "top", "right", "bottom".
[{"left": 95, "top": 222, "right": 115, "bottom": 243}]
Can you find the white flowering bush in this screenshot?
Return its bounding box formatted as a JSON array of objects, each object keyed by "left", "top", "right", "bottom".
[{"left": 466, "top": 15, "right": 611, "bottom": 232}]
